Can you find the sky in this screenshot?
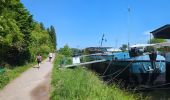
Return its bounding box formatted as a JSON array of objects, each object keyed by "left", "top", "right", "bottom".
[{"left": 21, "top": 0, "right": 170, "bottom": 49}]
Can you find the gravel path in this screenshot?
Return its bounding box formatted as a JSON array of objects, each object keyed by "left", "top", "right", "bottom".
[{"left": 0, "top": 56, "right": 55, "bottom": 100}]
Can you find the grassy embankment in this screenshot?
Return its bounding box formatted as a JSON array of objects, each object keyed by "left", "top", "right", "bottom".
[
  {"left": 50, "top": 54, "right": 145, "bottom": 100},
  {"left": 0, "top": 54, "right": 49, "bottom": 90},
  {"left": 0, "top": 63, "right": 35, "bottom": 89}
]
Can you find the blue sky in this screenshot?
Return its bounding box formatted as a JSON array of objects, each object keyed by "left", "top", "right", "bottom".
[{"left": 21, "top": 0, "right": 170, "bottom": 49}]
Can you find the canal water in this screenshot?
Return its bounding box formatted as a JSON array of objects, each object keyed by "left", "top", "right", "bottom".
[{"left": 141, "top": 89, "right": 170, "bottom": 100}]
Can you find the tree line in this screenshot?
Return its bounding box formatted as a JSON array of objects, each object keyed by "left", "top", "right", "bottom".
[{"left": 0, "top": 0, "right": 56, "bottom": 66}]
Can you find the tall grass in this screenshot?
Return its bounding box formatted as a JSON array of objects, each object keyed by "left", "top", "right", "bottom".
[{"left": 50, "top": 54, "right": 144, "bottom": 100}]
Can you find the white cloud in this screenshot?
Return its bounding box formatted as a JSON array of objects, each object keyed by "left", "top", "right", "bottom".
[{"left": 143, "top": 30, "right": 152, "bottom": 36}]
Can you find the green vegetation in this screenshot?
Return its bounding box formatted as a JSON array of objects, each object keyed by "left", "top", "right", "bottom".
[
  {"left": 0, "top": 0, "right": 56, "bottom": 89},
  {"left": 0, "top": 0, "right": 56, "bottom": 66},
  {"left": 0, "top": 62, "right": 35, "bottom": 89},
  {"left": 157, "top": 46, "right": 170, "bottom": 52},
  {"left": 58, "top": 44, "right": 73, "bottom": 57},
  {"left": 50, "top": 54, "right": 144, "bottom": 100},
  {"left": 148, "top": 38, "right": 167, "bottom": 44},
  {"left": 120, "top": 44, "right": 128, "bottom": 51},
  {"left": 71, "top": 48, "right": 82, "bottom": 56},
  {"left": 145, "top": 46, "right": 156, "bottom": 53}
]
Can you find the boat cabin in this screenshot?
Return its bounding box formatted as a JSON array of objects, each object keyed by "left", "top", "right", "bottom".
[{"left": 129, "top": 44, "right": 156, "bottom": 57}]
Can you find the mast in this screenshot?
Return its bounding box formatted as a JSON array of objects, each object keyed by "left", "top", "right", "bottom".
[
  {"left": 100, "top": 34, "right": 104, "bottom": 47},
  {"left": 127, "top": 3, "right": 131, "bottom": 50},
  {"left": 100, "top": 34, "right": 107, "bottom": 47}
]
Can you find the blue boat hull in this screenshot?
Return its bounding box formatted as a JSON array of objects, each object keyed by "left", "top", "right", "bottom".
[{"left": 89, "top": 52, "right": 166, "bottom": 86}]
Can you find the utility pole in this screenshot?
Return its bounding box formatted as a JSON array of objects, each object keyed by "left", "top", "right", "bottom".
[{"left": 150, "top": 33, "right": 152, "bottom": 44}]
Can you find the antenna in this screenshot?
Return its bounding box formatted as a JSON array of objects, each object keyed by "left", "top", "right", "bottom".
[{"left": 127, "top": 3, "right": 131, "bottom": 50}]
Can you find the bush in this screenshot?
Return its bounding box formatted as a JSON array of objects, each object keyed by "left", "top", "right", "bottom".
[
  {"left": 0, "top": 72, "right": 9, "bottom": 89},
  {"left": 58, "top": 44, "right": 73, "bottom": 57}
]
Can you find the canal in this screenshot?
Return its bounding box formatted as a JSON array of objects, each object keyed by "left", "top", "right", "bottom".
[{"left": 141, "top": 89, "right": 170, "bottom": 100}]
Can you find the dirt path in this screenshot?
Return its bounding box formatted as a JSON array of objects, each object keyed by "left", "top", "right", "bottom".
[{"left": 0, "top": 55, "right": 55, "bottom": 100}]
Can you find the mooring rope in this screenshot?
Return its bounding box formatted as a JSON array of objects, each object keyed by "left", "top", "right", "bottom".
[
  {"left": 100, "top": 69, "right": 122, "bottom": 78},
  {"left": 102, "top": 60, "right": 113, "bottom": 76},
  {"left": 107, "top": 58, "right": 136, "bottom": 83}
]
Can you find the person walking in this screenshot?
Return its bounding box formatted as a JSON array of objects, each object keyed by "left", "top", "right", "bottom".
[
  {"left": 36, "top": 54, "right": 42, "bottom": 68},
  {"left": 49, "top": 52, "right": 53, "bottom": 62}
]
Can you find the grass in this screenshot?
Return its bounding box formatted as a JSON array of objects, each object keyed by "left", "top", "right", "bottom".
[
  {"left": 0, "top": 62, "right": 36, "bottom": 89},
  {"left": 50, "top": 54, "right": 145, "bottom": 100}
]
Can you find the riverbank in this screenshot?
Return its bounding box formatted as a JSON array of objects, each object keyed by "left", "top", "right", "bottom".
[
  {"left": 50, "top": 54, "right": 145, "bottom": 100},
  {"left": 0, "top": 62, "right": 35, "bottom": 89}
]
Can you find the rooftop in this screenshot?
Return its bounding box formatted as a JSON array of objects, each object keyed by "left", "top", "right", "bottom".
[{"left": 151, "top": 24, "right": 170, "bottom": 39}]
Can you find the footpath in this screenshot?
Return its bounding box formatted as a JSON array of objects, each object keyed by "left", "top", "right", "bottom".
[{"left": 0, "top": 55, "right": 55, "bottom": 100}]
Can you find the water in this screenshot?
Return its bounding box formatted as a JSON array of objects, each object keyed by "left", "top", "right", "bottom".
[{"left": 141, "top": 89, "right": 170, "bottom": 100}]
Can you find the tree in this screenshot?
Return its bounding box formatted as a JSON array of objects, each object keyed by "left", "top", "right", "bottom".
[
  {"left": 0, "top": 16, "right": 24, "bottom": 65},
  {"left": 71, "top": 48, "right": 82, "bottom": 56},
  {"left": 58, "top": 45, "right": 72, "bottom": 57},
  {"left": 48, "top": 25, "right": 57, "bottom": 50},
  {"left": 40, "top": 22, "right": 45, "bottom": 30},
  {"left": 0, "top": 1, "right": 27, "bottom": 65},
  {"left": 148, "top": 38, "right": 167, "bottom": 44},
  {"left": 120, "top": 44, "right": 127, "bottom": 51},
  {"left": 0, "top": 0, "right": 56, "bottom": 66}
]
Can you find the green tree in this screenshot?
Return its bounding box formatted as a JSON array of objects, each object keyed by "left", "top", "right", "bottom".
[
  {"left": 40, "top": 22, "right": 45, "bottom": 30},
  {"left": 48, "top": 25, "right": 57, "bottom": 50},
  {"left": 0, "top": 0, "right": 56, "bottom": 66},
  {"left": 29, "top": 23, "right": 54, "bottom": 61},
  {"left": 58, "top": 45, "right": 72, "bottom": 57},
  {"left": 0, "top": 0, "right": 27, "bottom": 65},
  {"left": 0, "top": 16, "right": 24, "bottom": 65},
  {"left": 120, "top": 44, "right": 127, "bottom": 51},
  {"left": 148, "top": 38, "right": 167, "bottom": 44},
  {"left": 71, "top": 48, "right": 82, "bottom": 56}
]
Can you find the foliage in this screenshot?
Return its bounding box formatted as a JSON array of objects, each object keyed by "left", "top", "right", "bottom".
[
  {"left": 71, "top": 48, "right": 82, "bottom": 56},
  {"left": 0, "top": 0, "right": 57, "bottom": 66},
  {"left": 0, "top": 0, "right": 56, "bottom": 91},
  {"left": 157, "top": 46, "right": 170, "bottom": 52},
  {"left": 40, "top": 22, "right": 45, "bottom": 30},
  {"left": 0, "top": 1, "right": 30, "bottom": 65},
  {"left": 58, "top": 44, "right": 73, "bottom": 57},
  {"left": 28, "top": 23, "right": 54, "bottom": 61},
  {"left": 50, "top": 55, "right": 145, "bottom": 100},
  {"left": 148, "top": 38, "right": 167, "bottom": 44},
  {"left": 56, "top": 54, "right": 72, "bottom": 66},
  {"left": 145, "top": 46, "right": 156, "bottom": 53},
  {"left": 47, "top": 25, "right": 57, "bottom": 50},
  {"left": 120, "top": 44, "right": 128, "bottom": 51}
]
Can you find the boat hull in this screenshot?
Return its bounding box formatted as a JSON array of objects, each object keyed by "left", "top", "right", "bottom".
[{"left": 89, "top": 52, "right": 166, "bottom": 87}]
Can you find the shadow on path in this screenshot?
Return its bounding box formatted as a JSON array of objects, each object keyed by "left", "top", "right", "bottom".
[{"left": 31, "top": 72, "right": 51, "bottom": 100}]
